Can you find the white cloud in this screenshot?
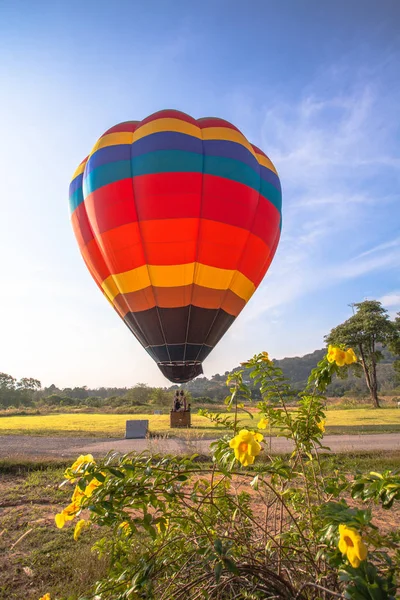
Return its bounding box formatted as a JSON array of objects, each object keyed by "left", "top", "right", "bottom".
[
  {"left": 353, "top": 238, "right": 400, "bottom": 261},
  {"left": 379, "top": 292, "right": 400, "bottom": 307},
  {"left": 238, "top": 68, "right": 400, "bottom": 327}
]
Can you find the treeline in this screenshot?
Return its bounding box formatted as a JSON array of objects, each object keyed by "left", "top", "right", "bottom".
[{"left": 1, "top": 347, "right": 399, "bottom": 411}]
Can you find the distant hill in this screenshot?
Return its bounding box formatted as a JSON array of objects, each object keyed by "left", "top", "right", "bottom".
[{"left": 184, "top": 347, "right": 399, "bottom": 400}]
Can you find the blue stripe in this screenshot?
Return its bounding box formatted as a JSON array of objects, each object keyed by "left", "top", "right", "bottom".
[
  {"left": 203, "top": 139, "right": 258, "bottom": 171},
  {"left": 69, "top": 173, "right": 83, "bottom": 197},
  {"left": 69, "top": 186, "right": 84, "bottom": 213},
  {"left": 81, "top": 150, "right": 282, "bottom": 213},
  {"left": 83, "top": 160, "right": 132, "bottom": 197},
  {"left": 260, "top": 165, "right": 281, "bottom": 192},
  {"left": 84, "top": 132, "right": 280, "bottom": 190},
  {"left": 131, "top": 131, "right": 203, "bottom": 157},
  {"left": 86, "top": 144, "right": 132, "bottom": 174}
]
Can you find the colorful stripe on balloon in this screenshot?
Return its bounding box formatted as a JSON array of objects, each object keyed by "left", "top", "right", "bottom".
[{"left": 69, "top": 110, "right": 282, "bottom": 376}]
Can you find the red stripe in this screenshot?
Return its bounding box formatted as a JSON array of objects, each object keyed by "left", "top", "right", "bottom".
[
  {"left": 85, "top": 179, "right": 138, "bottom": 236},
  {"left": 137, "top": 109, "right": 198, "bottom": 129},
  {"left": 97, "top": 222, "right": 145, "bottom": 274},
  {"left": 251, "top": 144, "right": 266, "bottom": 157},
  {"left": 84, "top": 172, "right": 280, "bottom": 247},
  {"left": 81, "top": 239, "right": 111, "bottom": 282},
  {"left": 239, "top": 234, "right": 271, "bottom": 287},
  {"left": 197, "top": 220, "right": 251, "bottom": 272},
  {"left": 202, "top": 174, "right": 258, "bottom": 231},
  {"left": 140, "top": 218, "right": 198, "bottom": 265},
  {"left": 252, "top": 196, "right": 281, "bottom": 246},
  {"left": 133, "top": 172, "right": 202, "bottom": 220},
  {"left": 72, "top": 203, "right": 94, "bottom": 246},
  {"left": 197, "top": 117, "right": 240, "bottom": 131},
  {"left": 101, "top": 121, "right": 139, "bottom": 137}
]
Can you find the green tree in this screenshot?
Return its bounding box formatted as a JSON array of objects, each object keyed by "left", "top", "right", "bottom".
[
  {"left": 325, "top": 300, "right": 399, "bottom": 407},
  {"left": 149, "top": 387, "right": 173, "bottom": 406},
  {"left": 123, "top": 383, "right": 153, "bottom": 405},
  {"left": 389, "top": 312, "right": 400, "bottom": 385},
  {"left": 0, "top": 373, "right": 17, "bottom": 407}
]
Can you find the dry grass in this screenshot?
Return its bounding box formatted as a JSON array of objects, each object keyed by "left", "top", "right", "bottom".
[{"left": 1, "top": 408, "right": 400, "bottom": 438}]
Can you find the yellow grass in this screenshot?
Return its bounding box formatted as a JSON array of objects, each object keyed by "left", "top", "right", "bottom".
[
  {"left": 0, "top": 408, "right": 400, "bottom": 437},
  {"left": 0, "top": 413, "right": 217, "bottom": 437},
  {"left": 325, "top": 408, "right": 400, "bottom": 427}
]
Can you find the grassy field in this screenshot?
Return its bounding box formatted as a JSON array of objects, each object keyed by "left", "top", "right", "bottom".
[
  {"left": 0, "top": 408, "right": 400, "bottom": 437},
  {"left": 1, "top": 451, "right": 400, "bottom": 599}
]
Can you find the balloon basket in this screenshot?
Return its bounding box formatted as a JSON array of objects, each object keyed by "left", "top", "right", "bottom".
[{"left": 170, "top": 409, "right": 191, "bottom": 428}]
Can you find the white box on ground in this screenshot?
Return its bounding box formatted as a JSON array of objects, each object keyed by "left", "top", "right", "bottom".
[{"left": 125, "top": 420, "right": 149, "bottom": 439}]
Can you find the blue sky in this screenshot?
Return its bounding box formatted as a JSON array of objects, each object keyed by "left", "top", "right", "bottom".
[{"left": 0, "top": 0, "right": 399, "bottom": 388}]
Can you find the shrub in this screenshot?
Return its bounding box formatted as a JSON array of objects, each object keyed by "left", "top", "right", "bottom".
[{"left": 50, "top": 348, "right": 399, "bottom": 599}]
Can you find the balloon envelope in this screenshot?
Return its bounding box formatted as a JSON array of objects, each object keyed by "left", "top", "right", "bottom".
[{"left": 69, "top": 110, "right": 282, "bottom": 383}]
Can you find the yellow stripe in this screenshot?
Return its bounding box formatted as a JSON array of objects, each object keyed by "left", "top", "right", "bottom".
[
  {"left": 102, "top": 263, "right": 255, "bottom": 303},
  {"left": 84, "top": 120, "right": 278, "bottom": 180},
  {"left": 149, "top": 263, "right": 196, "bottom": 287},
  {"left": 71, "top": 158, "right": 88, "bottom": 180},
  {"left": 133, "top": 118, "right": 201, "bottom": 141},
  {"left": 87, "top": 119, "right": 201, "bottom": 159},
  {"left": 102, "top": 264, "right": 151, "bottom": 300},
  {"left": 201, "top": 127, "right": 257, "bottom": 160},
  {"left": 90, "top": 132, "right": 134, "bottom": 156},
  {"left": 255, "top": 152, "right": 278, "bottom": 175},
  {"left": 230, "top": 271, "right": 255, "bottom": 301}
]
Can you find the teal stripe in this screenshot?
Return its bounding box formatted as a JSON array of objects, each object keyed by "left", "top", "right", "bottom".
[
  {"left": 83, "top": 160, "right": 131, "bottom": 198},
  {"left": 81, "top": 150, "right": 282, "bottom": 213},
  {"left": 69, "top": 187, "right": 84, "bottom": 213},
  {"left": 260, "top": 179, "right": 282, "bottom": 212},
  {"left": 132, "top": 149, "right": 203, "bottom": 177}
]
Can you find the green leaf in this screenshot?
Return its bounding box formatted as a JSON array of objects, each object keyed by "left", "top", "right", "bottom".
[
  {"left": 108, "top": 468, "right": 125, "bottom": 479},
  {"left": 214, "top": 561, "right": 223, "bottom": 583},
  {"left": 223, "top": 557, "right": 240, "bottom": 575},
  {"left": 214, "top": 538, "right": 223, "bottom": 555}
]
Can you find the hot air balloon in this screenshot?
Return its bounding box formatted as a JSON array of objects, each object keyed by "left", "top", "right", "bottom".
[{"left": 69, "top": 110, "right": 282, "bottom": 383}]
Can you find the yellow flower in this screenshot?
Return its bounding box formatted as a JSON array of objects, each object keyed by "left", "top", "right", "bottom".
[
  {"left": 65, "top": 454, "right": 95, "bottom": 481},
  {"left": 261, "top": 351, "right": 271, "bottom": 363},
  {"left": 55, "top": 484, "right": 86, "bottom": 528},
  {"left": 327, "top": 346, "right": 346, "bottom": 367},
  {"left": 71, "top": 454, "right": 95, "bottom": 470},
  {"left": 345, "top": 348, "right": 357, "bottom": 364},
  {"left": 39, "top": 594, "right": 51, "bottom": 600},
  {"left": 156, "top": 518, "right": 169, "bottom": 535},
  {"left": 229, "top": 430, "right": 263, "bottom": 466},
  {"left": 71, "top": 485, "right": 85, "bottom": 503},
  {"left": 54, "top": 500, "right": 80, "bottom": 528},
  {"left": 118, "top": 521, "right": 131, "bottom": 534},
  {"left": 258, "top": 417, "right": 269, "bottom": 430},
  {"left": 327, "top": 344, "right": 335, "bottom": 362},
  {"left": 84, "top": 476, "right": 102, "bottom": 497},
  {"left": 338, "top": 524, "right": 368, "bottom": 568},
  {"left": 73, "top": 519, "right": 89, "bottom": 541},
  {"left": 317, "top": 419, "right": 325, "bottom": 433}
]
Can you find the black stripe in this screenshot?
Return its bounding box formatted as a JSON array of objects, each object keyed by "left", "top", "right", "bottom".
[{"left": 124, "top": 306, "right": 235, "bottom": 347}]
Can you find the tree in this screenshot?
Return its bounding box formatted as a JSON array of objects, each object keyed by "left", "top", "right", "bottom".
[
  {"left": 0, "top": 373, "right": 17, "bottom": 407},
  {"left": 325, "top": 301, "right": 399, "bottom": 408},
  {"left": 123, "top": 383, "right": 153, "bottom": 405},
  {"left": 387, "top": 312, "right": 400, "bottom": 385},
  {"left": 150, "top": 387, "right": 173, "bottom": 406}
]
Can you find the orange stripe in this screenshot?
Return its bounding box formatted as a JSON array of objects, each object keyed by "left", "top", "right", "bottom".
[
  {"left": 81, "top": 218, "right": 270, "bottom": 285},
  {"left": 113, "top": 284, "right": 246, "bottom": 316}
]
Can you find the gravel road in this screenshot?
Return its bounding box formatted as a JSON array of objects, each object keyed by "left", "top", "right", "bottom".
[{"left": 1, "top": 433, "right": 400, "bottom": 460}]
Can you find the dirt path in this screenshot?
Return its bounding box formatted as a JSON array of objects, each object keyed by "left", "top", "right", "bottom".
[{"left": 1, "top": 433, "right": 400, "bottom": 459}]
